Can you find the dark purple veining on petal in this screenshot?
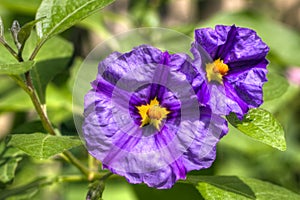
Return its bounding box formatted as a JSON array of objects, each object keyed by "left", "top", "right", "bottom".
[
  {"left": 83, "top": 44, "right": 227, "bottom": 189},
  {"left": 192, "top": 24, "right": 270, "bottom": 118}
]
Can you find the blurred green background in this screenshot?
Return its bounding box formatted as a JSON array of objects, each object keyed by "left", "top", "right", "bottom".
[{"left": 0, "top": 0, "right": 299, "bottom": 199}]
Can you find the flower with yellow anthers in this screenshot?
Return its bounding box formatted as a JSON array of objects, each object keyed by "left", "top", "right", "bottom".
[
  {"left": 205, "top": 58, "right": 229, "bottom": 84},
  {"left": 191, "top": 24, "right": 269, "bottom": 118},
  {"left": 83, "top": 44, "right": 228, "bottom": 189},
  {"left": 136, "top": 98, "right": 170, "bottom": 130}
]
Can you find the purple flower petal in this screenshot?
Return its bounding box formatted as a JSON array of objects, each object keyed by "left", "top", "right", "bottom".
[
  {"left": 192, "top": 25, "right": 269, "bottom": 118},
  {"left": 83, "top": 45, "right": 228, "bottom": 189}
]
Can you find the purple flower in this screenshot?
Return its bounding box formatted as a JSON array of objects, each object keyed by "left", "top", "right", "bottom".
[
  {"left": 82, "top": 45, "right": 227, "bottom": 189},
  {"left": 191, "top": 25, "right": 269, "bottom": 118}
]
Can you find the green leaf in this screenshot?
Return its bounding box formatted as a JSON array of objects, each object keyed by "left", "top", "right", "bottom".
[
  {"left": 0, "top": 61, "right": 35, "bottom": 75},
  {"left": 36, "top": 0, "right": 115, "bottom": 41},
  {"left": 46, "top": 84, "right": 73, "bottom": 124},
  {"left": 17, "top": 18, "right": 45, "bottom": 49},
  {"left": 0, "top": 31, "right": 73, "bottom": 104},
  {"left": 0, "top": 157, "right": 22, "bottom": 185},
  {"left": 187, "top": 175, "right": 300, "bottom": 200},
  {"left": 187, "top": 176, "right": 255, "bottom": 199},
  {"left": 226, "top": 108, "right": 286, "bottom": 151},
  {"left": 0, "top": 35, "right": 20, "bottom": 64},
  {"left": 12, "top": 121, "right": 46, "bottom": 134},
  {"left": 28, "top": 35, "right": 73, "bottom": 104},
  {"left": 0, "top": 88, "right": 32, "bottom": 111},
  {"left": 9, "top": 133, "right": 82, "bottom": 159},
  {"left": 263, "top": 71, "right": 289, "bottom": 101},
  {"left": 0, "top": 140, "right": 25, "bottom": 185}
]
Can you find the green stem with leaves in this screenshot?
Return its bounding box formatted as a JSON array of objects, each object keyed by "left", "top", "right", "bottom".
[
  {"left": 0, "top": 37, "right": 19, "bottom": 60},
  {"left": 2, "top": 28, "right": 92, "bottom": 180}
]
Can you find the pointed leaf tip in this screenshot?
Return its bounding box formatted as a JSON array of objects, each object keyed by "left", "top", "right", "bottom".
[{"left": 227, "top": 108, "right": 286, "bottom": 151}]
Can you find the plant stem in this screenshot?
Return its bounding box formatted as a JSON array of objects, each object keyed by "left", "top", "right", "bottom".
[
  {"left": 0, "top": 37, "right": 19, "bottom": 60},
  {"left": 88, "top": 154, "right": 100, "bottom": 181},
  {"left": 0, "top": 175, "right": 87, "bottom": 199},
  {"left": 12, "top": 70, "right": 57, "bottom": 136},
  {"left": 29, "top": 40, "right": 45, "bottom": 61},
  {"left": 7, "top": 38, "right": 90, "bottom": 178},
  {"left": 26, "top": 88, "right": 90, "bottom": 175},
  {"left": 0, "top": 177, "right": 49, "bottom": 199},
  {"left": 26, "top": 72, "right": 57, "bottom": 136},
  {"left": 99, "top": 172, "right": 113, "bottom": 181},
  {"left": 56, "top": 175, "right": 87, "bottom": 183},
  {"left": 63, "top": 151, "right": 90, "bottom": 177}
]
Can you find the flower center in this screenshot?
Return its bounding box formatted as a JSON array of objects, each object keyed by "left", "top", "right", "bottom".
[
  {"left": 205, "top": 58, "right": 229, "bottom": 84},
  {"left": 136, "top": 97, "right": 170, "bottom": 130}
]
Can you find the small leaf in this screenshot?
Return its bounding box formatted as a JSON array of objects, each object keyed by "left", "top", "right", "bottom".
[
  {"left": 0, "top": 61, "right": 35, "bottom": 75},
  {"left": 9, "top": 133, "right": 82, "bottom": 159},
  {"left": 17, "top": 18, "right": 45, "bottom": 49},
  {"left": 226, "top": 108, "right": 286, "bottom": 151},
  {"left": 0, "top": 140, "right": 25, "bottom": 185},
  {"left": 187, "top": 175, "right": 300, "bottom": 200},
  {"left": 187, "top": 176, "right": 255, "bottom": 199},
  {"left": 36, "top": 0, "right": 115, "bottom": 42},
  {"left": 0, "top": 157, "right": 22, "bottom": 185},
  {"left": 263, "top": 71, "right": 289, "bottom": 101}
]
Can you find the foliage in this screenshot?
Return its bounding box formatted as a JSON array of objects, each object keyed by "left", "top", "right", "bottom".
[{"left": 0, "top": 0, "right": 299, "bottom": 199}]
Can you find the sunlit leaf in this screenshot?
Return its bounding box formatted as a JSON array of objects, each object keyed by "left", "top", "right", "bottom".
[
  {"left": 187, "top": 175, "right": 255, "bottom": 199},
  {"left": 227, "top": 108, "right": 286, "bottom": 151},
  {"left": 9, "top": 133, "right": 82, "bottom": 159},
  {"left": 187, "top": 175, "right": 300, "bottom": 200},
  {"left": 17, "top": 18, "right": 45, "bottom": 49},
  {"left": 0, "top": 61, "right": 35, "bottom": 75},
  {"left": 36, "top": 0, "right": 115, "bottom": 42}
]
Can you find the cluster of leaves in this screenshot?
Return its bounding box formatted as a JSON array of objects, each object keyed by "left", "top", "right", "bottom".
[{"left": 0, "top": 0, "right": 299, "bottom": 200}]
